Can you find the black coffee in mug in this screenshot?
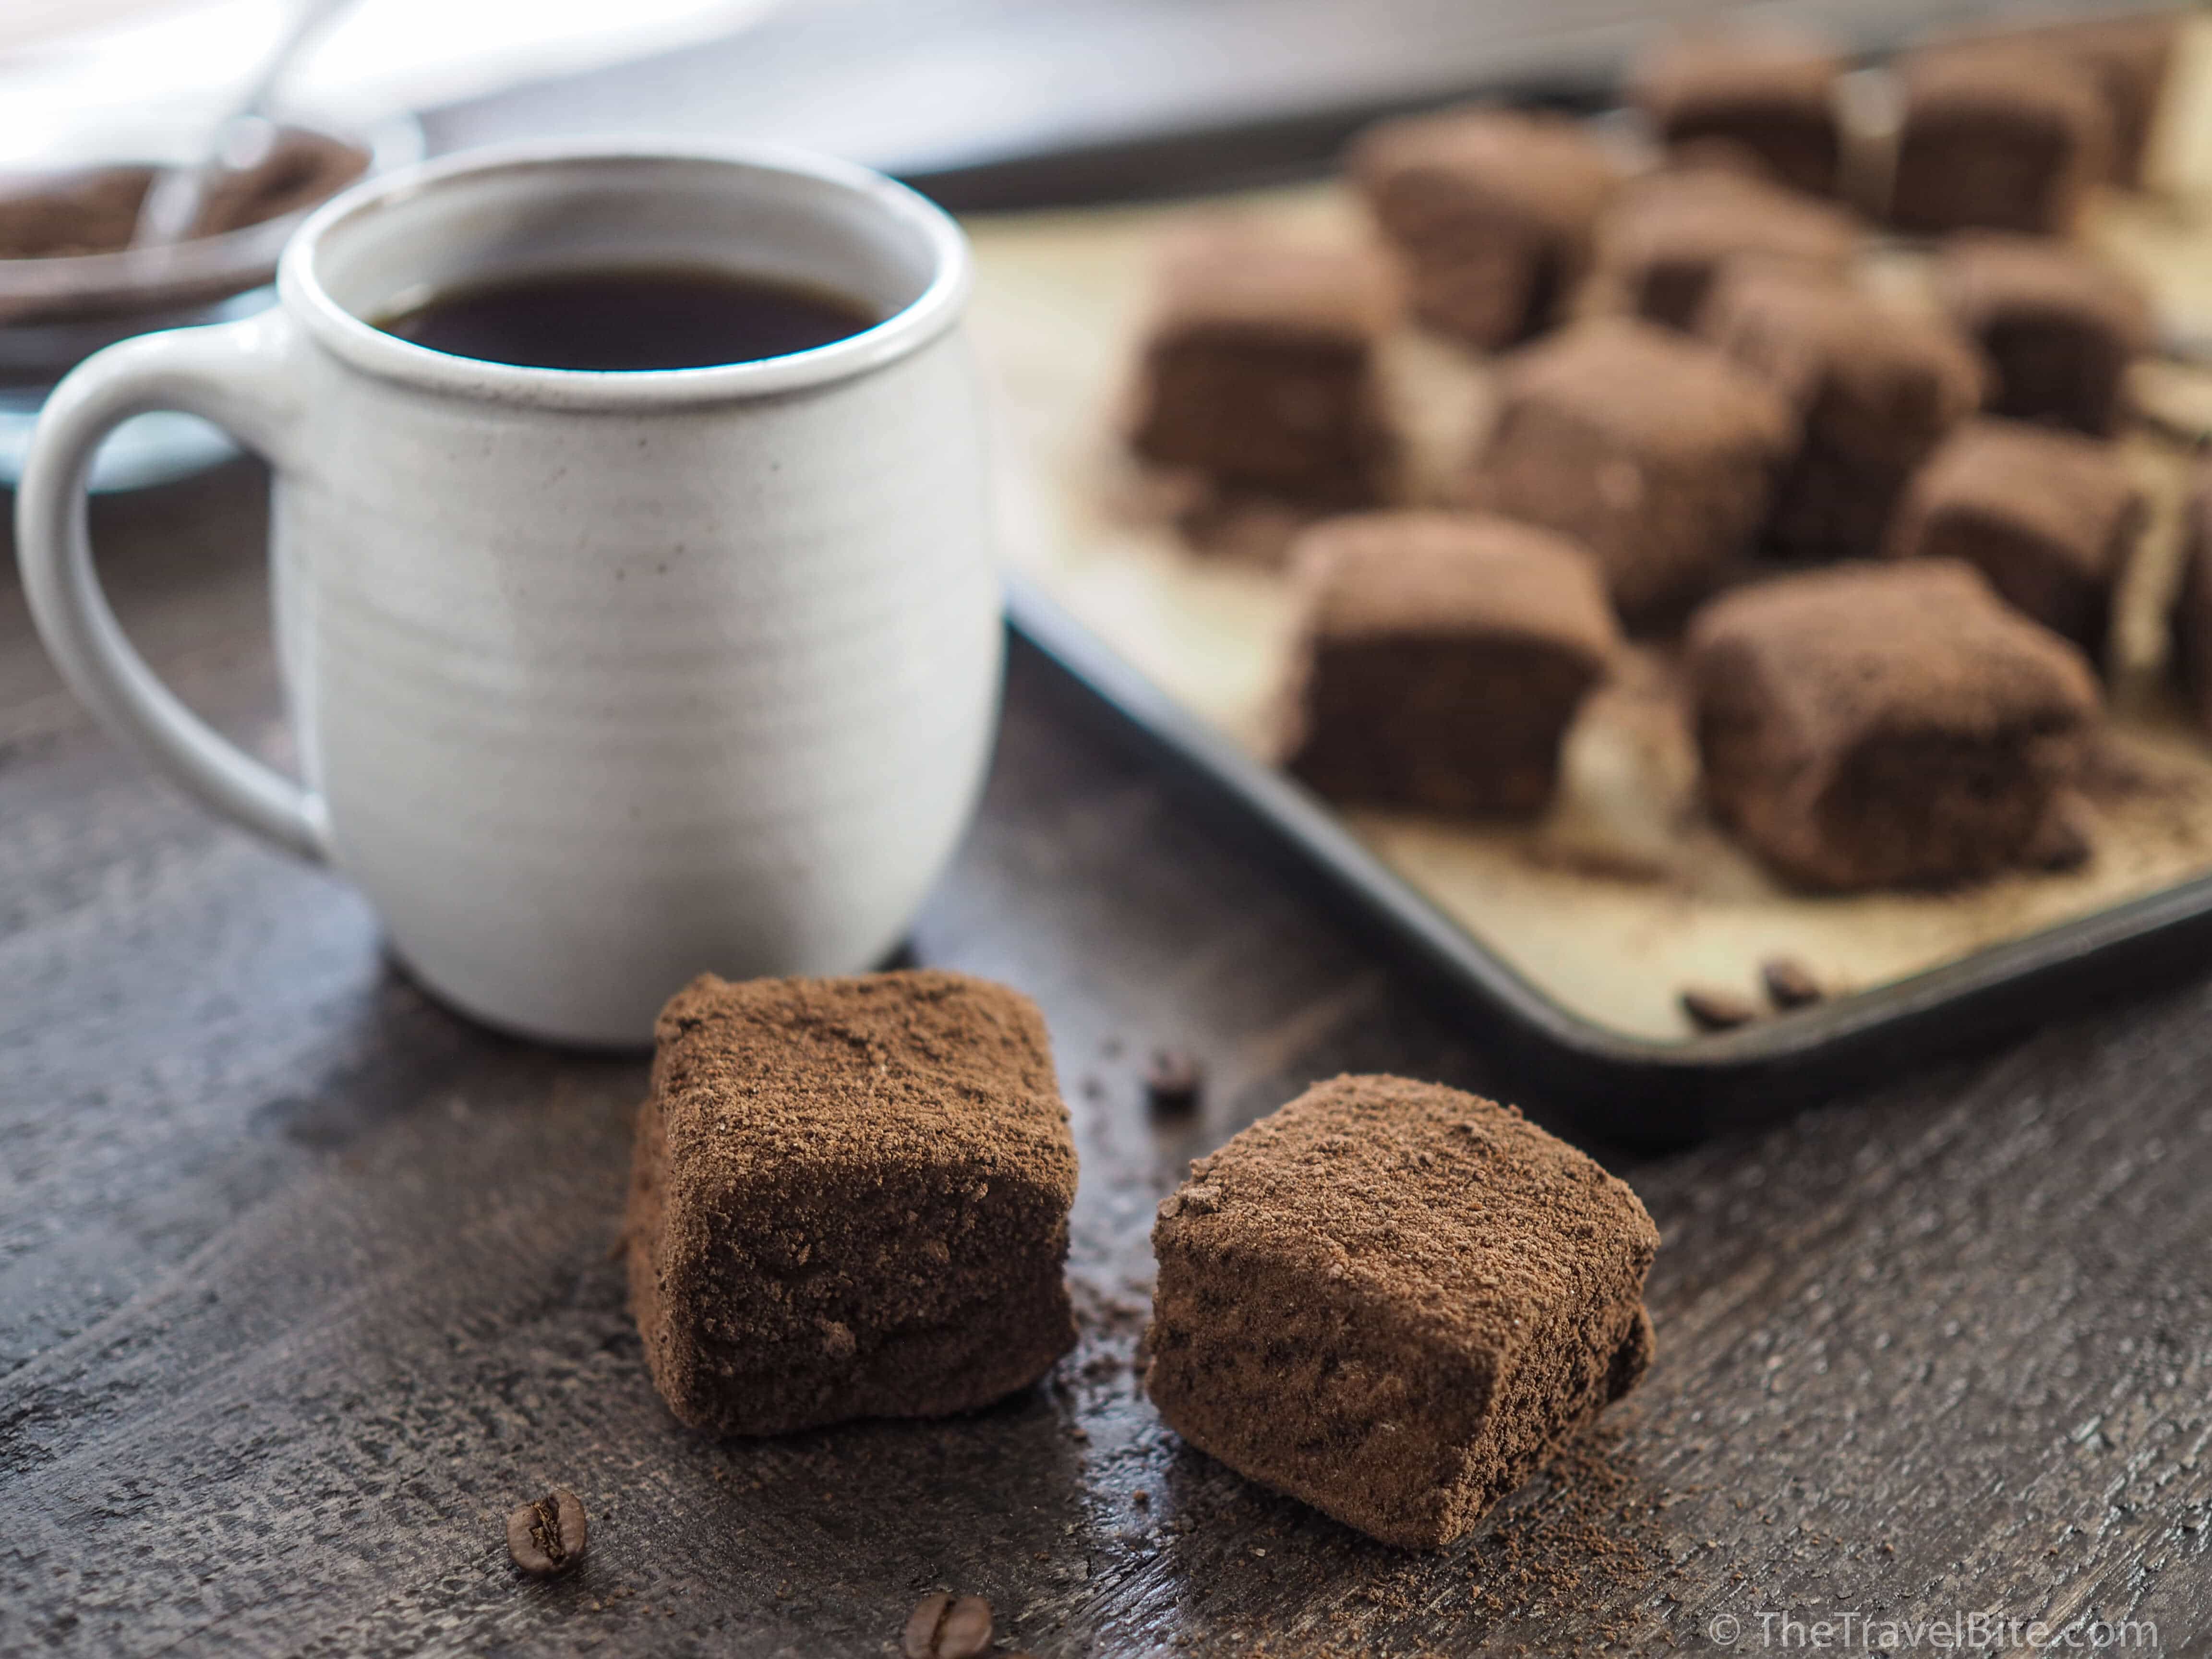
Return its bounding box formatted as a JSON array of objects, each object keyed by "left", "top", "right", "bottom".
[{"left": 373, "top": 265, "right": 878, "bottom": 371}]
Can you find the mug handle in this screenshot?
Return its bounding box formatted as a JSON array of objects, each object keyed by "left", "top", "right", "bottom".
[{"left": 14, "top": 310, "right": 329, "bottom": 862}]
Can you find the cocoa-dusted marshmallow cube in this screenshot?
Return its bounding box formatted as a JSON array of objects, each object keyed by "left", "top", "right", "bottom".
[
  {"left": 1933, "top": 233, "right": 2153, "bottom": 436},
  {"left": 1282, "top": 511, "right": 1618, "bottom": 817},
  {"left": 1143, "top": 1075, "right": 1658, "bottom": 1550},
  {"left": 1590, "top": 166, "right": 1858, "bottom": 331},
  {"left": 626, "top": 971, "right": 1079, "bottom": 1437},
  {"left": 1127, "top": 227, "right": 1398, "bottom": 506},
  {"left": 1689, "top": 561, "right": 2099, "bottom": 890},
  {"left": 1470, "top": 317, "right": 1795, "bottom": 623},
  {"left": 1349, "top": 106, "right": 1620, "bottom": 349},
  {"left": 1887, "top": 419, "right": 2142, "bottom": 661},
  {"left": 1890, "top": 48, "right": 2111, "bottom": 236},
  {"left": 2023, "top": 11, "right": 2180, "bottom": 187},
  {"left": 1627, "top": 30, "right": 1844, "bottom": 197},
  {"left": 1698, "top": 263, "right": 1986, "bottom": 559},
  {"left": 1933, "top": 12, "right": 2180, "bottom": 188}
]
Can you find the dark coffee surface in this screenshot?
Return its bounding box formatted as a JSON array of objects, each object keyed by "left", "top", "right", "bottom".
[{"left": 373, "top": 265, "right": 877, "bottom": 370}]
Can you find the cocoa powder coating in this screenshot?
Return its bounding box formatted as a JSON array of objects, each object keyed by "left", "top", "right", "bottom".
[
  {"left": 626, "top": 971, "right": 1078, "bottom": 1437},
  {"left": 1142, "top": 1074, "right": 1658, "bottom": 1551},
  {"left": 1472, "top": 317, "right": 1796, "bottom": 623},
  {"left": 1627, "top": 31, "right": 1844, "bottom": 197},
  {"left": 1689, "top": 560, "right": 2101, "bottom": 890},
  {"left": 1349, "top": 106, "right": 1621, "bottom": 348},
  {"left": 1933, "top": 233, "right": 2153, "bottom": 437},
  {"left": 1290, "top": 510, "right": 1620, "bottom": 654},
  {"left": 1128, "top": 226, "right": 1399, "bottom": 506},
  {"left": 1988, "top": 11, "right": 2179, "bottom": 187},
  {"left": 1591, "top": 167, "right": 1858, "bottom": 331},
  {"left": 1698, "top": 263, "right": 1987, "bottom": 560},
  {"left": 1890, "top": 47, "right": 2111, "bottom": 236},
  {"left": 1885, "top": 418, "right": 2142, "bottom": 660},
  {"left": 1281, "top": 511, "right": 1619, "bottom": 817}
]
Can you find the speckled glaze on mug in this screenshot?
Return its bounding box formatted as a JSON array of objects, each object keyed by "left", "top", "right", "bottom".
[{"left": 15, "top": 143, "right": 1000, "bottom": 1045}]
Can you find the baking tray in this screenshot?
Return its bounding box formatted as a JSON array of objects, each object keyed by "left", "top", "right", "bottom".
[
  {"left": 1005, "top": 576, "right": 2212, "bottom": 1145},
  {"left": 933, "top": 19, "right": 2212, "bottom": 1145}
]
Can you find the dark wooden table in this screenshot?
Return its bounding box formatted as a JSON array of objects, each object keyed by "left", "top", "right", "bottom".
[
  {"left": 9, "top": 6, "right": 2212, "bottom": 1651},
  {"left": 7, "top": 453, "right": 2212, "bottom": 1655}
]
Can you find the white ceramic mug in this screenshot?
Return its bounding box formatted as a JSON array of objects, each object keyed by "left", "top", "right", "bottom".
[{"left": 15, "top": 143, "right": 1001, "bottom": 1045}]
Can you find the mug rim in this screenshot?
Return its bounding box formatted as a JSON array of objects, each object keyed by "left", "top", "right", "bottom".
[{"left": 278, "top": 138, "right": 972, "bottom": 406}]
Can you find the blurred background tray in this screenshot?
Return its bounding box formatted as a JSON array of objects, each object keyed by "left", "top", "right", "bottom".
[{"left": 947, "top": 14, "right": 2212, "bottom": 1136}]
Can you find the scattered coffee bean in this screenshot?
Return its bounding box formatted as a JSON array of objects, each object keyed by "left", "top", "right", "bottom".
[
  {"left": 1145, "top": 1048, "right": 1204, "bottom": 1114},
  {"left": 1680, "top": 986, "right": 1760, "bottom": 1032},
  {"left": 506, "top": 1488, "right": 587, "bottom": 1576},
  {"left": 1759, "top": 955, "right": 1823, "bottom": 1010},
  {"left": 903, "top": 1592, "right": 994, "bottom": 1659}
]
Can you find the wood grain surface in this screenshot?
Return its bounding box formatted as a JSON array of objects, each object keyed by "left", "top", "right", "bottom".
[{"left": 4, "top": 460, "right": 2210, "bottom": 1656}]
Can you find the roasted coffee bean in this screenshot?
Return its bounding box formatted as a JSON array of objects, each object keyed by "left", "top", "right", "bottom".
[
  {"left": 902, "top": 1591, "right": 994, "bottom": 1659},
  {"left": 1681, "top": 986, "right": 1760, "bottom": 1032},
  {"left": 1760, "top": 955, "right": 1823, "bottom": 1010},
  {"left": 506, "top": 1488, "right": 587, "bottom": 1576},
  {"left": 1144, "top": 1049, "right": 1204, "bottom": 1115}
]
